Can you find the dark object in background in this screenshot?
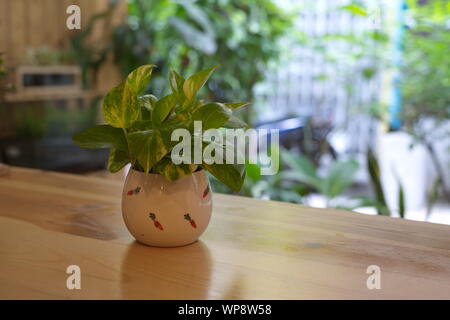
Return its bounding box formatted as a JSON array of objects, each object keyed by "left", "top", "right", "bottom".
[
  {"left": 0, "top": 137, "right": 108, "bottom": 173},
  {"left": 8, "top": 66, "right": 82, "bottom": 101},
  {"left": 1, "top": 94, "right": 104, "bottom": 173},
  {"left": 23, "top": 73, "right": 75, "bottom": 87},
  {"left": 255, "top": 116, "right": 336, "bottom": 165}
]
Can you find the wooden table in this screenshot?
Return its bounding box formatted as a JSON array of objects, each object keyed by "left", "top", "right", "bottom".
[{"left": 0, "top": 166, "right": 449, "bottom": 299}]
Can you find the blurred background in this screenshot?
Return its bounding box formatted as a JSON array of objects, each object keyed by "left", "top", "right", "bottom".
[{"left": 0, "top": 0, "right": 449, "bottom": 223}]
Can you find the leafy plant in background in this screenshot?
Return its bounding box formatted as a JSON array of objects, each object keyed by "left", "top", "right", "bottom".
[
  {"left": 14, "top": 107, "right": 45, "bottom": 140},
  {"left": 306, "top": 0, "right": 448, "bottom": 217},
  {"left": 282, "top": 148, "right": 360, "bottom": 208},
  {"left": 13, "top": 101, "right": 99, "bottom": 140},
  {"left": 73, "top": 0, "right": 294, "bottom": 124},
  {"left": 366, "top": 147, "right": 389, "bottom": 216},
  {"left": 24, "top": 46, "right": 74, "bottom": 66},
  {"left": 259, "top": 147, "right": 404, "bottom": 215},
  {"left": 366, "top": 148, "right": 405, "bottom": 218},
  {"left": 308, "top": 2, "right": 390, "bottom": 123},
  {"left": 401, "top": 0, "right": 450, "bottom": 208},
  {"left": 73, "top": 64, "right": 250, "bottom": 192},
  {"left": 169, "top": 0, "right": 294, "bottom": 106},
  {"left": 226, "top": 146, "right": 362, "bottom": 208},
  {"left": 240, "top": 146, "right": 308, "bottom": 204},
  {"left": 45, "top": 102, "right": 100, "bottom": 138},
  {"left": 70, "top": 3, "right": 119, "bottom": 88}
]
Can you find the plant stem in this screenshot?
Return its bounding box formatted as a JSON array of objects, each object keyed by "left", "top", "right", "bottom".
[{"left": 122, "top": 128, "right": 133, "bottom": 166}]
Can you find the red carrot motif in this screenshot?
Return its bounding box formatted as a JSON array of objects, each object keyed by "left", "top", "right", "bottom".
[
  {"left": 154, "top": 221, "right": 163, "bottom": 230},
  {"left": 149, "top": 213, "right": 163, "bottom": 231},
  {"left": 127, "top": 186, "right": 141, "bottom": 196},
  {"left": 184, "top": 214, "right": 197, "bottom": 228},
  {"left": 202, "top": 185, "right": 210, "bottom": 198}
]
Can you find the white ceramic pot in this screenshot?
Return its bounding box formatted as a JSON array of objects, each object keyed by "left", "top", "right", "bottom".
[
  {"left": 378, "top": 131, "right": 433, "bottom": 212},
  {"left": 121, "top": 169, "right": 212, "bottom": 247}
]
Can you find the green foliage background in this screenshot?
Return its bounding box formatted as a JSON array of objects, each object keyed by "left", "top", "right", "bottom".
[
  {"left": 402, "top": 0, "right": 450, "bottom": 128},
  {"left": 106, "top": 0, "right": 294, "bottom": 123},
  {"left": 68, "top": 0, "right": 449, "bottom": 213}
]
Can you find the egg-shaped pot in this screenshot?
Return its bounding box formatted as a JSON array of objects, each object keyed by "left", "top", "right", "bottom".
[{"left": 121, "top": 169, "right": 212, "bottom": 247}]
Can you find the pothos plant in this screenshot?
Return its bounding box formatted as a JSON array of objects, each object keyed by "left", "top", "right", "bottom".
[{"left": 72, "top": 64, "right": 249, "bottom": 192}]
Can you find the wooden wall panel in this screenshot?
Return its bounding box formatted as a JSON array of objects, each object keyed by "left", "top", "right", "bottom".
[
  {"left": 0, "top": 0, "right": 7, "bottom": 53},
  {"left": 0, "top": 0, "right": 126, "bottom": 92},
  {"left": 26, "top": 1, "right": 45, "bottom": 49},
  {"left": 0, "top": 0, "right": 125, "bottom": 67},
  {"left": 8, "top": 0, "right": 27, "bottom": 64}
]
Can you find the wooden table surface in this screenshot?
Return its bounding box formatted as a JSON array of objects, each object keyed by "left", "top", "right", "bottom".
[{"left": 0, "top": 166, "right": 449, "bottom": 299}]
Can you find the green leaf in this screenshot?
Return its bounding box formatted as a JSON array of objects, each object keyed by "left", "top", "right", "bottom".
[
  {"left": 165, "top": 110, "right": 192, "bottom": 128},
  {"left": 108, "top": 148, "right": 129, "bottom": 173},
  {"left": 128, "top": 129, "right": 174, "bottom": 173},
  {"left": 203, "top": 163, "right": 245, "bottom": 193},
  {"left": 367, "top": 148, "right": 389, "bottom": 215},
  {"left": 140, "top": 106, "right": 151, "bottom": 121},
  {"left": 102, "top": 65, "right": 155, "bottom": 128},
  {"left": 139, "top": 94, "right": 158, "bottom": 120},
  {"left": 152, "top": 93, "right": 177, "bottom": 126},
  {"left": 126, "top": 65, "right": 155, "bottom": 94},
  {"left": 224, "top": 102, "right": 251, "bottom": 110},
  {"left": 426, "top": 177, "right": 441, "bottom": 220},
  {"left": 129, "top": 120, "right": 152, "bottom": 131},
  {"left": 183, "top": 65, "right": 219, "bottom": 101},
  {"left": 245, "top": 163, "right": 261, "bottom": 182},
  {"left": 334, "top": 196, "right": 385, "bottom": 211},
  {"left": 222, "top": 115, "right": 248, "bottom": 129},
  {"left": 139, "top": 94, "right": 158, "bottom": 109},
  {"left": 339, "top": 4, "right": 368, "bottom": 17},
  {"left": 102, "top": 82, "right": 139, "bottom": 128},
  {"left": 153, "top": 158, "right": 198, "bottom": 181},
  {"left": 362, "top": 67, "right": 376, "bottom": 79},
  {"left": 282, "top": 151, "right": 321, "bottom": 190},
  {"left": 170, "top": 17, "right": 217, "bottom": 55},
  {"left": 192, "top": 102, "right": 231, "bottom": 130},
  {"left": 169, "top": 69, "right": 185, "bottom": 102},
  {"left": 398, "top": 181, "right": 405, "bottom": 219},
  {"left": 321, "top": 159, "right": 359, "bottom": 199},
  {"left": 277, "top": 190, "right": 303, "bottom": 204},
  {"left": 72, "top": 125, "right": 127, "bottom": 151}
]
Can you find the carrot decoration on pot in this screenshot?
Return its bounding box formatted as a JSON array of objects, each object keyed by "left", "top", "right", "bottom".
[
  {"left": 202, "top": 185, "right": 210, "bottom": 198},
  {"left": 149, "top": 213, "right": 163, "bottom": 230},
  {"left": 127, "top": 186, "right": 141, "bottom": 196},
  {"left": 184, "top": 214, "right": 197, "bottom": 228}
]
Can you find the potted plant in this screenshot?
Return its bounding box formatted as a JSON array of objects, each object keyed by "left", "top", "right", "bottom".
[{"left": 73, "top": 64, "right": 249, "bottom": 247}]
